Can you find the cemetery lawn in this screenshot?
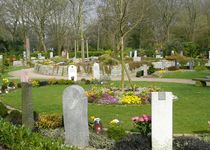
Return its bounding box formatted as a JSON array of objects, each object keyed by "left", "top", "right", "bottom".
[
  {"left": 1, "top": 81, "right": 210, "bottom": 134},
  {"left": 161, "top": 70, "right": 210, "bottom": 79}
]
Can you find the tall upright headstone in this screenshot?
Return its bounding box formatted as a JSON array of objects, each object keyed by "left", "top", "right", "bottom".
[
  {"left": 134, "top": 50, "right": 137, "bottom": 57},
  {"left": 133, "top": 50, "right": 141, "bottom": 62},
  {"left": 63, "top": 85, "right": 89, "bottom": 147},
  {"left": 143, "top": 65, "right": 149, "bottom": 76},
  {"left": 67, "top": 52, "right": 69, "bottom": 59},
  {"left": 93, "top": 63, "right": 100, "bottom": 80},
  {"left": 152, "top": 92, "right": 173, "bottom": 150},
  {"left": 129, "top": 51, "right": 132, "bottom": 57},
  {"left": 50, "top": 52, "right": 53, "bottom": 59},
  {"left": 68, "top": 65, "right": 77, "bottom": 81},
  {"left": 209, "top": 51, "right": 210, "bottom": 59},
  {"left": 0, "top": 55, "right": 3, "bottom": 73}
]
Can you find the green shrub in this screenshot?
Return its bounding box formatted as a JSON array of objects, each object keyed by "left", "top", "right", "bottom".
[
  {"left": 57, "top": 79, "right": 74, "bottom": 85},
  {"left": 5, "top": 110, "right": 22, "bottom": 125},
  {"left": 167, "top": 66, "right": 179, "bottom": 71},
  {"left": 107, "top": 125, "right": 126, "bottom": 141},
  {"left": 0, "top": 102, "right": 8, "bottom": 118},
  {"left": 0, "top": 118, "right": 70, "bottom": 150},
  {"left": 136, "top": 70, "right": 143, "bottom": 77},
  {"left": 148, "top": 65, "right": 156, "bottom": 75},
  {"left": 194, "top": 66, "right": 208, "bottom": 71},
  {"left": 37, "top": 114, "right": 63, "bottom": 129}
]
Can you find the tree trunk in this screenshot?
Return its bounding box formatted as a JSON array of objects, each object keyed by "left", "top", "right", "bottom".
[
  {"left": 74, "top": 40, "right": 77, "bottom": 58},
  {"left": 120, "top": 36, "right": 125, "bottom": 92},
  {"left": 97, "top": 26, "right": 100, "bottom": 50},
  {"left": 22, "top": 82, "right": 34, "bottom": 129},
  {"left": 86, "top": 40, "right": 89, "bottom": 58},
  {"left": 25, "top": 37, "right": 31, "bottom": 66}
]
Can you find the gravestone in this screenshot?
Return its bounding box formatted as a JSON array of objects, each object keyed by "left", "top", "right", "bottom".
[
  {"left": 62, "top": 51, "right": 66, "bottom": 57},
  {"left": 67, "top": 52, "right": 69, "bottom": 59},
  {"left": 68, "top": 65, "right": 77, "bottom": 81},
  {"left": 143, "top": 65, "right": 149, "bottom": 76},
  {"left": 129, "top": 51, "right": 132, "bottom": 57},
  {"left": 134, "top": 50, "right": 137, "bottom": 57},
  {"left": 152, "top": 92, "right": 173, "bottom": 150},
  {"left": 93, "top": 63, "right": 100, "bottom": 80},
  {"left": 38, "top": 53, "right": 42, "bottom": 59},
  {"left": 50, "top": 52, "right": 53, "bottom": 58},
  {"left": 0, "top": 55, "right": 3, "bottom": 72},
  {"left": 133, "top": 50, "right": 141, "bottom": 62},
  {"left": 63, "top": 85, "right": 89, "bottom": 147},
  {"left": 171, "top": 50, "right": 174, "bottom": 55}
]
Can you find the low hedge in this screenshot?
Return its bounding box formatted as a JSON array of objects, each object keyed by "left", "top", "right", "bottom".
[{"left": 0, "top": 118, "right": 72, "bottom": 150}]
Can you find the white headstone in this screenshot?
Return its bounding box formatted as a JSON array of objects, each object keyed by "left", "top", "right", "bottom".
[
  {"left": 143, "top": 65, "right": 149, "bottom": 76},
  {"left": 152, "top": 92, "right": 173, "bottom": 150},
  {"left": 67, "top": 52, "right": 69, "bottom": 59},
  {"left": 134, "top": 50, "right": 137, "bottom": 57},
  {"left": 93, "top": 63, "right": 100, "bottom": 80},
  {"left": 209, "top": 51, "right": 210, "bottom": 59},
  {"left": 171, "top": 50, "right": 175, "bottom": 55},
  {"left": 50, "top": 52, "right": 53, "bottom": 58},
  {"left": 62, "top": 51, "right": 66, "bottom": 57},
  {"left": 129, "top": 51, "right": 132, "bottom": 57},
  {"left": 68, "top": 65, "right": 77, "bottom": 81},
  {"left": 38, "top": 53, "right": 42, "bottom": 59},
  {"left": 63, "top": 85, "right": 89, "bottom": 147},
  {"left": 0, "top": 55, "right": 3, "bottom": 60},
  {"left": 23, "top": 51, "right": 26, "bottom": 59}
]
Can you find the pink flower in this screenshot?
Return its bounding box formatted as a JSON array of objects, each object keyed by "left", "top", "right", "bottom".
[
  {"left": 208, "top": 121, "right": 210, "bottom": 125},
  {"left": 138, "top": 117, "right": 144, "bottom": 122},
  {"left": 132, "top": 117, "right": 139, "bottom": 122}
]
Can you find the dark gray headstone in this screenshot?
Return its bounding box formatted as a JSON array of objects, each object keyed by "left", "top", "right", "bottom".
[{"left": 62, "top": 85, "right": 89, "bottom": 147}]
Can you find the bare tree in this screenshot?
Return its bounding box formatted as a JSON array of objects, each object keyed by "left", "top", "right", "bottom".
[{"left": 98, "top": 0, "right": 152, "bottom": 91}]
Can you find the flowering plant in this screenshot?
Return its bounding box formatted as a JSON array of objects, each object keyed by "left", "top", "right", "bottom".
[
  {"left": 99, "top": 93, "right": 118, "bottom": 104},
  {"left": 121, "top": 95, "right": 141, "bottom": 104},
  {"left": 2, "top": 78, "right": 9, "bottom": 86},
  {"left": 131, "top": 114, "right": 151, "bottom": 135},
  {"left": 208, "top": 121, "right": 210, "bottom": 126},
  {"left": 107, "top": 119, "right": 126, "bottom": 141},
  {"left": 109, "top": 119, "right": 120, "bottom": 125}
]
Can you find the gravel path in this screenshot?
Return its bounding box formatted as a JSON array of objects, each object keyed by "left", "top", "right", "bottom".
[{"left": 8, "top": 68, "right": 195, "bottom": 85}]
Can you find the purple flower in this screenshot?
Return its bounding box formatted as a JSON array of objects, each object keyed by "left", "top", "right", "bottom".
[
  {"left": 100, "top": 93, "right": 118, "bottom": 104},
  {"left": 208, "top": 121, "right": 210, "bottom": 125}
]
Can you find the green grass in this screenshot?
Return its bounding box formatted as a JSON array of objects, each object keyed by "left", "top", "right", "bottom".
[
  {"left": 1, "top": 81, "right": 210, "bottom": 134},
  {"left": 161, "top": 70, "right": 210, "bottom": 79}
]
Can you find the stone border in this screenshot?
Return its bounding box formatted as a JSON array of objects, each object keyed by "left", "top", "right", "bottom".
[{"left": 34, "top": 64, "right": 68, "bottom": 76}]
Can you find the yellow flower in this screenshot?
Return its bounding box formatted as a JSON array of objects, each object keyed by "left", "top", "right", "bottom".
[
  {"left": 110, "top": 119, "right": 120, "bottom": 124},
  {"left": 90, "top": 116, "right": 95, "bottom": 121}
]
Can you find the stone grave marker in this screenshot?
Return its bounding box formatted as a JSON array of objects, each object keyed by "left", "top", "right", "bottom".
[
  {"left": 62, "top": 51, "right": 66, "bottom": 57},
  {"left": 129, "top": 51, "right": 132, "bottom": 57},
  {"left": 50, "top": 52, "right": 53, "bottom": 58},
  {"left": 63, "top": 85, "right": 89, "bottom": 147},
  {"left": 152, "top": 92, "right": 173, "bottom": 150},
  {"left": 93, "top": 63, "right": 100, "bottom": 80},
  {"left": 68, "top": 65, "right": 77, "bottom": 81},
  {"left": 133, "top": 50, "right": 141, "bottom": 62},
  {"left": 67, "top": 52, "right": 69, "bottom": 59},
  {"left": 38, "top": 53, "right": 42, "bottom": 59},
  {"left": 143, "top": 64, "right": 149, "bottom": 76}
]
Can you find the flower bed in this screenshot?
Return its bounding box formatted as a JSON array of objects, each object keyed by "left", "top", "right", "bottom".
[{"left": 86, "top": 86, "right": 160, "bottom": 105}]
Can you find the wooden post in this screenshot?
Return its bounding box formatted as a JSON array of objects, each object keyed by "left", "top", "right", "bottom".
[{"left": 21, "top": 74, "right": 34, "bottom": 129}]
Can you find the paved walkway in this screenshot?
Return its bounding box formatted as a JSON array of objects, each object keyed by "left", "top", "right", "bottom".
[{"left": 8, "top": 68, "right": 195, "bottom": 85}]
